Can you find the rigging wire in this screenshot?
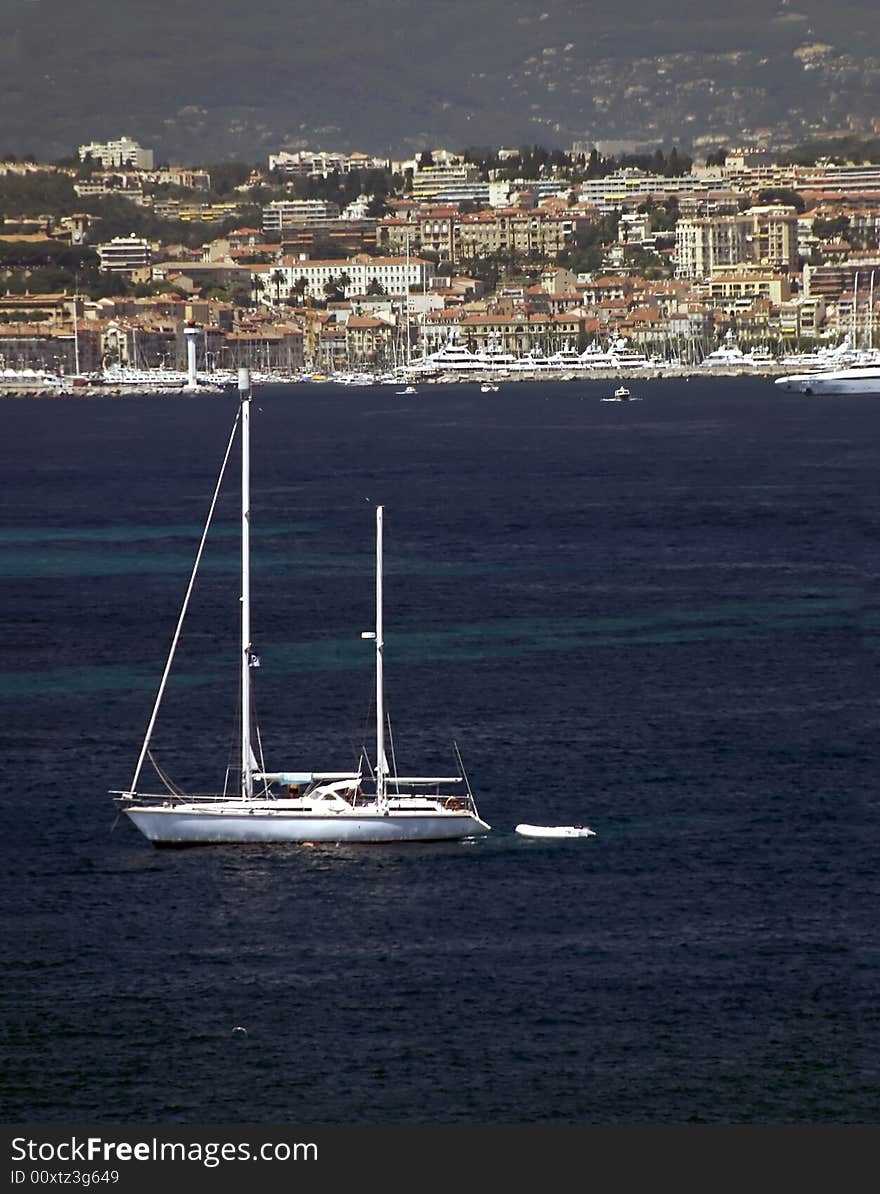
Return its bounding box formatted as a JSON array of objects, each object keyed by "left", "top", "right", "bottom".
[
  {"left": 128, "top": 406, "right": 242, "bottom": 796},
  {"left": 146, "top": 749, "right": 187, "bottom": 799}
]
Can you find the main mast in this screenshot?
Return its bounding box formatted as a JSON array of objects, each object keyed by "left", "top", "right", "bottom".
[
  {"left": 239, "top": 368, "right": 254, "bottom": 799},
  {"left": 375, "top": 504, "right": 387, "bottom": 812}
]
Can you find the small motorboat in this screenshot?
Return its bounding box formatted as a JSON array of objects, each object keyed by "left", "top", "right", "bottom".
[
  {"left": 602, "top": 385, "right": 632, "bottom": 402},
  {"left": 515, "top": 823, "right": 597, "bottom": 839},
  {"left": 480, "top": 382, "right": 499, "bottom": 393},
  {"left": 396, "top": 385, "right": 418, "bottom": 395}
]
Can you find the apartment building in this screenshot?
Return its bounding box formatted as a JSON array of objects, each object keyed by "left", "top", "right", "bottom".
[
  {"left": 674, "top": 216, "right": 746, "bottom": 279},
  {"left": 268, "top": 150, "right": 387, "bottom": 177},
  {"left": 675, "top": 206, "right": 799, "bottom": 280},
  {"left": 96, "top": 234, "right": 153, "bottom": 273},
  {"left": 577, "top": 168, "right": 727, "bottom": 213},
  {"left": 154, "top": 168, "right": 211, "bottom": 191},
  {"left": 262, "top": 199, "right": 342, "bottom": 234},
  {"left": 802, "top": 259, "right": 880, "bottom": 299},
  {"left": 78, "top": 137, "right": 154, "bottom": 170},
  {"left": 456, "top": 207, "right": 588, "bottom": 263},
  {"left": 740, "top": 206, "right": 800, "bottom": 270},
  {"left": 708, "top": 266, "right": 792, "bottom": 310},
  {"left": 411, "top": 162, "right": 481, "bottom": 201},
  {"left": 153, "top": 201, "right": 242, "bottom": 223}
]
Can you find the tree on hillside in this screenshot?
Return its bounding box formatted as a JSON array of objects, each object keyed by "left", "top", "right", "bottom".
[
  {"left": 813, "top": 215, "right": 851, "bottom": 242},
  {"left": 200, "top": 161, "right": 252, "bottom": 198},
  {"left": 0, "top": 171, "right": 78, "bottom": 218},
  {"left": 756, "top": 188, "right": 806, "bottom": 212}
]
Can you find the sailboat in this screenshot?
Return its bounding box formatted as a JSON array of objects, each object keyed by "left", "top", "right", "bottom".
[{"left": 111, "top": 369, "right": 491, "bottom": 844}]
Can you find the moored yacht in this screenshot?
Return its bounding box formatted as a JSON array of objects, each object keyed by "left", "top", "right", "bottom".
[
  {"left": 606, "top": 337, "right": 653, "bottom": 369},
  {"left": 547, "top": 343, "right": 585, "bottom": 370},
  {"left": 742, "top": 345, "right": 776, "bottom": 369},
  {"left": 579, "top": 341, "right": 616, "bottom": 369},
  {"left": 407, "top": 339, "right": 485, "bottom": 375},
  {"left": 101, "top": 365, "right": 192, "bottom": 388},
  {"left": 700, "top": 332, "right": 749, "bottom": 369},
  {"left": 774, "top": 362, "right": 880, "bottom": 394},
  {"left": 511, "top": 349, "right": 554, "bottom": 372},
  {"left": 476, "top": 339, "right": 520, "bottom": 373}
]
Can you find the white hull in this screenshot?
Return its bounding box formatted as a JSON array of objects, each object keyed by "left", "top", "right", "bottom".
[
  {"left": 775, "top": 368, "right": 880, "bottom": 395},
  {"left": 125, "top": 802, "right": 490, "bottom": 844}
]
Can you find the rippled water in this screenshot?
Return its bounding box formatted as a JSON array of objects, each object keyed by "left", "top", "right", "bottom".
[{"left": 1, "top": 379, "right": 878, "bottom": 1123}]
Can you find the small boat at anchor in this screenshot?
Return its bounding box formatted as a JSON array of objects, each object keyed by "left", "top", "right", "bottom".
[{"left": 515, "top": 824, "right": 597, "bottom": 839}]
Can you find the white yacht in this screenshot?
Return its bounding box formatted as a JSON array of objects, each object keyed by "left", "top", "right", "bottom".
[
  {"left": 407, "top": 339, "right": 485, "bottom": 375},
  {"left": 579, "top": 341, "right": 616, "bottom": 369},
  {"left": 547, "top": 343, "right": 585, "bottom": 370},
  {"left": 774, "top": 363, "right": 880, "bottom": 395},
  {"left": 512, "top": 349, "right": 554, "bottom": 372},
  {"left": 101, "top": 365, "right": 192, "bottom": 388},
  {"left": 700, "top": 332, "right": 749, "bottom": 369},
  {"left": 477, "top": 338, "right": 520, "bottom": 373},
  {"left": 606, "top": 337, "right": 653, "bottom": 369},
  {"left": 742, "top": 346, "right": 777, "bottom": 369}
]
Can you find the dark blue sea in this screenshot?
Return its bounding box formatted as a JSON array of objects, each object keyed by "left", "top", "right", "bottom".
[{"left": 1, "top": 377, "right": 878, "bottom": 1125}]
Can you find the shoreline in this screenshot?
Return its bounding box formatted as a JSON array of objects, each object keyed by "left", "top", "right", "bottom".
[{"left": 0, "top": 365, "right": 793, "bottom": 397}]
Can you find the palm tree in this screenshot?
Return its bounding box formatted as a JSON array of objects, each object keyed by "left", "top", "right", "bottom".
[{"left": 271, "top": 269, "right": 285, "bottom": 307}]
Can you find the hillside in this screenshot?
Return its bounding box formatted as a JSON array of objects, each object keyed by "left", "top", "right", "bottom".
[{"left": 7, "top": 0, "right": 880, "bottom": 162}]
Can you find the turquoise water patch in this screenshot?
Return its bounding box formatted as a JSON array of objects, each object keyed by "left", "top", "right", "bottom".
[
  {"left": 0, "top": 595, "right": 864, "bottom": 697},
  {"left": 0, "top": 522, "right": 316, "bottom": 545}
]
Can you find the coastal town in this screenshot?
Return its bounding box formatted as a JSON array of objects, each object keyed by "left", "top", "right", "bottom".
[{"left": 3, "top": 134, "right": 880, "bottom": 392}]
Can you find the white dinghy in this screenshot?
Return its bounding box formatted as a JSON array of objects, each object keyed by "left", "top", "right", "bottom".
[{"left": 515, "top": 824, "right": 597, "bottom": 839}]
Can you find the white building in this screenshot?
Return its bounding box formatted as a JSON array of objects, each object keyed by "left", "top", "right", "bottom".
[
  {"left": 262, "top": 199, "right": 342, "bottom": 233},
  {"left": 96, "top": 234, "right": 153, "bottom": 273},
  {"left": 268, "top": 150, "right": 387, "bottom": 177},
  {"left": 257, "top": 254, "right": 435, "bottom": 302},
  {"left": 578, "top": 168, "right": 726, "bottom": 212},
  {"left": 78, "top": 137, "right": 154, "bottom": 170},
  {"left": 675, "top": 207, "right": 800, "bottom": 280},
  {"left": 675, "top": 216, "right": 747, "bottom": 280},
  {"left": 411, "top": 162, "right": 481, "bottom": 200}
]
